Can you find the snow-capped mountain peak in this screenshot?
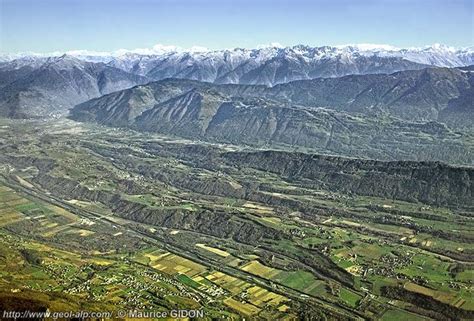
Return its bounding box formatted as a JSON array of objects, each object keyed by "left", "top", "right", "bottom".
[{"left": 1, "top": 44, "right": 473, "bottom": 86}]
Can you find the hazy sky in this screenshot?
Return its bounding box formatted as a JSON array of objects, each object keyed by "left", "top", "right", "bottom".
[{"left": 1, "top": 0, "right": 473, "bottom": 53}]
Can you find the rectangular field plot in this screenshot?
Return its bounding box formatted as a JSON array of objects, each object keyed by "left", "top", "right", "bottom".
[
  {"left": 6, "top": 198, "right": 31, "bottom": 208},
  {"left": 224, "top": 297, "right": 261, "bottom": 317},
  {"left": 14, "top": 202, "right": 43, "bottom": 212},
  {"left": 0, "top": 186, "right": 12, "bottom": 193},
  {"left": 241, "top": 260, "right": 280, "bottom": 278},
  {"left": 195, "top": 243, "right": 230, "bottom": 257},
  {"left": 0, "top": 210, "right": 25, "bottom": 227},
  {"left": 404, "top": 282, "right": 458, "bottom": 305},
  {"left": 149, "top": 252, "right": 207, "bottom": 277},
  {"left": 46, "top": 205, "right": 78, "bottom": 221},
  {"left": 206, "top": 271, "right": 249, "bottom": 294},
  {"left": 245, "top": 285, "right": 287, "bottom": 307},
  {"left": 274, "top": 270, "right": 327, "bottom": 296},
  {"left": 239, "top": 259, "right": 326, "bottom": 297},
  {"left": 62, "top": 228, "right": 95, "bottom": 237},
  {"left": 131, "top": 248, "right": 167, "bottom": 265},
  {"left": 206, "top": 270, "right": 289, "bottom": 311},
  {"left": 350, "top": 243, "right": 392, "bottom": 260},
  {"left": 41, "top": 224, "right": 76, "bottom": 237},
  {"left": 381, "top": 309, "right": 431, "bottom": 321},
  {"left": 0, "top": 190, "right": 24, "bottom": 203},
  {"left": 339, "top": 288, "right": 362, "bottom": 307}
]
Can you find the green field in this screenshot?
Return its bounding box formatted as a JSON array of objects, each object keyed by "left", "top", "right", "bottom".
[
  {"left": 339, "top": 288, "right": 362, "bottom": 307},
  {"left": 380, "top": 309, "right": 431, "bottom": 321}
]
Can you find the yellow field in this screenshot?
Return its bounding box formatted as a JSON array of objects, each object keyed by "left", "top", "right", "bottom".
[
  {"left": 195, "top": 243, "right": 230, "bottom": 257},
  {"left": 228, "top": 258, "right": 243, "bottom": 267},
  {"left": 63, "top": 228, "right": 95, "bottom": 237},
  {"left": 0, "top": 192, "right": 24, "bottom": 202},
  {"left": 150, "top": 252, "right": 207, "bottom": 277},
  {"left": 341, "top": 220, "right": 361, "bottom": 227},
  {"left": 15, "top": 175, "right": 35, "bottom": 189},
  {"left": 41, "top": 222, "right": 59, "bottom": 229},
  {"left": 24, "top": 241, "right": 83, "bottom": 265},
  {"left": 346, "top": 265, "right": 363, "bottom": 276},
  {"left": 242, "top": 202, "right": 273, "bottom": 214},
  {"left": 278, "top": 304, "right": 289, "bottom": 312},
  {"left": 224, "top": 297, "right": 261, "bottom": 316},
  {"left": 261, "top": 217, "right": 282, "bottom": 224},
  {"left": 87, "top": 257, "right": 115, "bottom": 266},
  {"left": 453, "top": 297, "right": 466, "bottom": 308},
  {"left": 144, "top": 249, "right": 169, "bottom": 262},
  {"left": 206, "top": 271, "right": 250, "bottom": 294},
  {"left": 245, "top": 285, "right": 287, "bottom": 307},
  {"left": 421, "top": 240, "right": 433, "bottom": 247},
  {"left": 41, "top": 225, "right": 75, "bottom": 237},
  {"left": 0, "top": 210, "right": 25, "bottom": 227},
  {"left": 404, "top": 282, "right": 457, "bottom": 304},
  {"left": 0, "top": 186, "right": 12, "bottom": 193},
  {"left": 241, "top": 260, "right": 281, "bottom": 279},
  {"left": 206, "top": 270, "right": 288, "bottom": 309},
  {"left": 47, "top": 204, "right": 78, "bottom": 221},
  {"left": 192, "top": 275, "right": 205, "bottom": 282},
  {"left": 132, "top": 248, "right": 166, "bottom": 265},
  {"left": 6, "top": 198, "right": 30, "bottom": 207}
]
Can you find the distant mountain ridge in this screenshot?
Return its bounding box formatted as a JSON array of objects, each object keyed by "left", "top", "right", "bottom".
[
  {"left": 2, "top": 44, "right": 473, "bottom": 86},
  {"left": 1, "top": 44, "right": 472, "bottom": 119},
  {"left": 71, "top": 66, "right": 474, "bottom": 127},
  {"left": 0, "top": 55, "right": 150, "bottom": 118},
  {"left": 69, "top": 66, "right": 474, "bottom": 165}
]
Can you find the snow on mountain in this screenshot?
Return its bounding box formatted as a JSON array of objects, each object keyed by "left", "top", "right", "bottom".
[
  {"left": 358, "top": 43, "right": 474, "bottom": 67},
  {"left": 1, "top": 44, "right": 473, "bottom": 86},
  {"left": 103, "top": 44, "right": 474, "bottom": 80}
]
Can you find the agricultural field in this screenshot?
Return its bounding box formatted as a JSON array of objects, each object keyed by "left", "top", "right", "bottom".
[{"left": 0, "top": 118, "right": 472, "bottom": 320}]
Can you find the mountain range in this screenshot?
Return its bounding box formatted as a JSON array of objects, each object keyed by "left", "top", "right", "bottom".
[
  {"left": 71, "top": 67, "right": 473, "bottom": 127},
  {"left": 0, "top": 55, "right": 149, "bottom": 118},
  {"left": 70, "top": 67, "right": 474, "bottom": 164},
  {"left": 105, "top": 44, "right": 474, "bottom": 85},
  {"left": 0, "top": 44, "right": 473, "bottom": 164},
  {"left": 2, "top": 44, "right": 474, "bottom": 85},
  {"left": 1, "top": 44, "right": 473, "bottom": 118}
]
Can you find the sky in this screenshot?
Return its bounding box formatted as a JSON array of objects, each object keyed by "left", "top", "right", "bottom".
[{"left": 0, "top": 0, "right": 473, "bottom": 54}]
